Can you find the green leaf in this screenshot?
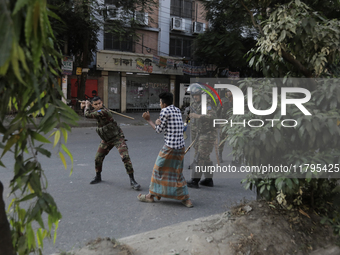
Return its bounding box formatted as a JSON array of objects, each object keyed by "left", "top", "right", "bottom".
[
  {"left": 245, "top": 182, "right": 251, "bottom": 190},
  {"left": 29, "top": 172, "right": 42, "bottom": 194},
  {"left": 35, "top": 146, "right": 51, "bottom": 157},
  {"left": 40, "top": 119, "right": 58, "bottom": 133},
  {"left": 1, "top": 135, "right": 19, "bottom": 158},
  {"left": 60, "top": 127, "right": 68, "bottom": 143},
  {"left": 260, "top": 185, "right": 265, "bottom": 194},
  {"left": 278, "top": 30, "right": 286, "bottom": 42},
  {"left": 11, "top": 48, "right": 26, "bottom": 85},
  {"left": 39, "top": 105, "right": 55, "bottom": 126},
  {"left": 292, "top": 178, "right": 299, "bottom": 185},
  {"left": 36, "top": 228, "right": 43, "bottom": 247},
  {"left": 46, "top": 9, "right": 62, "bottom": 22},
  {"left": 13, "top": 0, "right": 29, "bottom": 14},
  {"left": 54, "top": 220, "right": 59, "bottom": 243},
  {"left": 36, "top": 212, "right": 45, "bottom": 229},
  {"left": 18, "top": 193, "right": 36, "bottom": 202},
  {"left": 249, "top": 56, "right": 255, "bottom": 67},
  {"left": 26, "top": 223, "right": 36, "bottom": 250},
  {"left": 59, "top": 152, "right": 67, "bottom": 169},
  {"left": 286, "top": 178, "right": 293, "bottom": 189},
  {"left": 0, "top": 2, "right": 13, "bottom": 67},
  {"left": 42, "top": 192, "right": 56, "bottom": 207},
  {"left": 62, "top": 144, "right": 73, "bottom": 174},
  {"left": 53, "top": 130, "right": 60, "bottom": 148},
  {"left": 274, "top": 128, "right": 281, "bottom": 143},
  {"left": 48, "top": 214, "right": 53, "bottom": 231},
  {"left": 30, "top": 131, "right": 51, "bottom": 144}
]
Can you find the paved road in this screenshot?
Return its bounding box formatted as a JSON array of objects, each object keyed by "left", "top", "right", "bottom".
[{"left": 0, "top": 123, "right": 255, "bottom": 254}]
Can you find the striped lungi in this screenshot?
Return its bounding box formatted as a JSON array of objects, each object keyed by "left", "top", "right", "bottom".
[{"left": 149, "top": 145, "right": 189, "bottom": 201}]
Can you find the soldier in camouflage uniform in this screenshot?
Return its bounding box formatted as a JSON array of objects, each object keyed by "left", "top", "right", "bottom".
[
  {"left": 218, "top": 89, "right": 233, "bottom": 163},
  {"left": 186, "top": 84, "right": 217, "bottom": 188},
  {"left": 81, "top": 97, "right": 141, "bottom": 189}
]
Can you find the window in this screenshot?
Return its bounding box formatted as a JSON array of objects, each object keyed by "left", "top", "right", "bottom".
[
  {"left": 170, "top": 37, "right": 192, "bottom": 58},
  {"left": 171, "top": 0, "right": 192, "bottom": 19},
  {"left": 104, "top": 26, "right": 134, "bottom": 52}
]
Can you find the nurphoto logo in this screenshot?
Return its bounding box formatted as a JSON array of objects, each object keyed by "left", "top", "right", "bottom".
[{"left": 197, "top": 81, "right": 311, "bottom": 128}]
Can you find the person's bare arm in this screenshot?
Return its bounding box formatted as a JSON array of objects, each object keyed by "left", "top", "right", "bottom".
[{"left": 142, "top": 111, "right": 156, "bottom": 130}]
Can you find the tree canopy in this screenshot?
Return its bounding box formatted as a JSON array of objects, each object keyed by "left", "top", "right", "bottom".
[
  {"left": 195, "top": 0, "right": 340, "bottom": 77},
  {"left": 215, "top": 0, "right": 340, "bottom": 235}
]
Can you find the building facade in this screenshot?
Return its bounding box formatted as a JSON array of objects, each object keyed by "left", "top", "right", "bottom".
[{"left": 95, "top": 0, "right": 209, "bottom": 112}]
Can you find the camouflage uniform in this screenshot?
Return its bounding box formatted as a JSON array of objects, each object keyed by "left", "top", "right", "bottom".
[
  {"left": 218, "top": 97, "right": 233, "bottom": 158},
  {"left": 85, "top": 107, "right": 134, "bottom": 175},
  {"left": 190, "top": 99, "right": 217, "bottom": 179}
]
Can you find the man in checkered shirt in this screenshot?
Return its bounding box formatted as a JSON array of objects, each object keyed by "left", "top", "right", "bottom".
[
  {"left": 155, "top": 101, "right": 185, "bottom": 149},
  {"left": 138, "top": 92, "right": 193, "bottom": 208}
]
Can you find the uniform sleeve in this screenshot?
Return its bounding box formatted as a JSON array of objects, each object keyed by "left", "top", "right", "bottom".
[
  {"left": 200, "top": 103, "right": 217, "bottom": 120},
  {"left": 155, "top": 109, "right": 167, "bottom": 134},
  {"left": 85, "top": 108, "right": 106, "bottom": 119}
]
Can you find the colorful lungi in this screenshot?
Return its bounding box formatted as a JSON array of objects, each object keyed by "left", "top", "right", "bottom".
[{"left": 149, "top": 145, "right": 189, "bottom": 201}]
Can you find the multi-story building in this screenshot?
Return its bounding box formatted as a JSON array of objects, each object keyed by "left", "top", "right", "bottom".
[{"left": 93, "top": 0, "right": 209, "bottom": 112}]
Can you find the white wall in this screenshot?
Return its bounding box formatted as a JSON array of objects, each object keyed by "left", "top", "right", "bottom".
[{"left": 158, "top": 0, "right": 171, "bottom": 56}]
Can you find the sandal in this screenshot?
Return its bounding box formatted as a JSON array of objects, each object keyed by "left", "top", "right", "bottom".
[
  {"left": 137, "top": 194, "right": 154, "bottom": 203},
  {"left": 181, "top": 199, "right": 194, "bottom": 208}
]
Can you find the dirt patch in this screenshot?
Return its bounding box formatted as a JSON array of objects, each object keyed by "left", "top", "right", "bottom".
[
  {"left": 54, "top": 200, "right": 340, "bottom": 255},
  {"left": 60, "top": 237, "right": 133, "bottom": 255},
  {"left": 212, "top": 200, "right": 339, "bottom": 254}
]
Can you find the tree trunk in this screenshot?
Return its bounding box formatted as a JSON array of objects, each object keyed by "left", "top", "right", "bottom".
[{"left": 0, "top": 181, "right": 14, "bottom": 255}]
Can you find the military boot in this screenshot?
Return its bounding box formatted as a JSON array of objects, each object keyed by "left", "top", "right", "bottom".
[
  {"left": 90, "top": 172, "right": 102, "bottom": 184},
  {"left": 187, "top": 178, "right": 200, "bottom": 189},
  {"left": 199, "top": 178, "right": 214, "bottom": 187},
  {"left": 129, "top": 174, "right": 141, "bottom": 190}
]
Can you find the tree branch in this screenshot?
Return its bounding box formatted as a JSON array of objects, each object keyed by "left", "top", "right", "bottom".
[
  {"left": 281, "top": 50, "right": 317, "bottom": 90},
  {"left": 240, "top": 0, "right": 264, "bottom": 36},
  {"left": 281, "top": 50, "right": 313, "bottom": 78}
]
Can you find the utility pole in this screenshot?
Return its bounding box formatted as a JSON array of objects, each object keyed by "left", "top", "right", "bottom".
[
  {"left": 77, "top": 0, "right": 90, "bottom": 102},
  {"left": 62, "top": 35, "right": 71, "bottom": 103}
]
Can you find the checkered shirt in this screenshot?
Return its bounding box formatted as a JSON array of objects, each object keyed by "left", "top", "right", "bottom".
[{"left": 155, "top": 105, "right": 185, "bottom": 149}]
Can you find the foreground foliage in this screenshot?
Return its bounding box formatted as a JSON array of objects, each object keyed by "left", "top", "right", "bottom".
[
  {"left": 0, "top": 0, "right": 78, "bottom": 253},
  {"left": 215, "top": 0, "right": 340, "bottom": 235}
]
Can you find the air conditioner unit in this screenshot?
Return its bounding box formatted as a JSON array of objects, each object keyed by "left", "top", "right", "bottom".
[
  {"left": 135, "top": 12, "right": 148, "bottom": 25},
  {"left": 106, "top": 7, "right": 134, "bottom": 24},
  {"left": 106, "top": 6, "right": 123, "bottom": 21},
  {"left": 171, "top": 17, "right": 185, "bottom": 31},
  {"left": 193, "top": 22, "right": 205, "bottom": 34}
]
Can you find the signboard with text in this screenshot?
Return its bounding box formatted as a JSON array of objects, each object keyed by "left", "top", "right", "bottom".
[{"left": 62, "top": 56, "right": 73, "bottom": 75}]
